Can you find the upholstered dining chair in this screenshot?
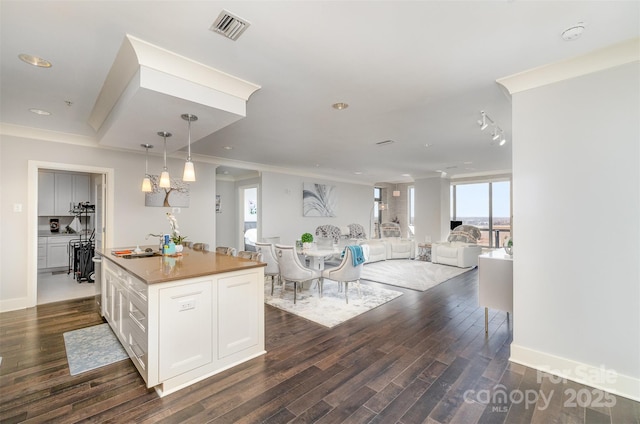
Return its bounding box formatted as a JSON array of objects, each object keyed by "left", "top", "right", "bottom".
[
  {"left": 274, "top": 244, "right": 322, "bottom": 304},
  {"left": 216, "top": 246, "right": 236, "bottom": 256},
  {"left": 237, "top": 250, "right": 262, "bottom": 261},
  {"left": 255, "top": 242, "right": 281, "bottom": 295},
  {"left": 321, "top": 245, "right": 364, "bottom": 304},
  {"left": 192, "top": 242, "right": 209, "bottom": 251}
]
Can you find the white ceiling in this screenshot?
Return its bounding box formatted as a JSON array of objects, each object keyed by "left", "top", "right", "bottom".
[{"left": 1, "top": 1, "right": 638, "bottom": 184}]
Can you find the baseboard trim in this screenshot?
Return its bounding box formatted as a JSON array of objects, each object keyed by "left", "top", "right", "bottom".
[
  {"left": 0, "top": 297, "right": 28, "bottom": 313},
  {"left": 510, "top": 343, "right": 640, "bottom": 402}
]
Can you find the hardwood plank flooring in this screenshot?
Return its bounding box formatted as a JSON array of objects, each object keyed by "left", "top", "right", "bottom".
[{"left": 1, "top": 269, "right": 639, "bottom": 423}]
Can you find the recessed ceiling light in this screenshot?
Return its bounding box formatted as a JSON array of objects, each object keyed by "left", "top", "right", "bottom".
[
  {"left": 29, "top": 108, "right": 51, "bottom": 116},
  {"left": 463, "top": 161, "right": 473, "bottom": 165},
  {"left": 332, "top": 102, "right": 349, "bottom": 110},
  {"left": 561, "top": 23, "right": 585, "bottom": 41},
  {"left": 425, "top": 143, "right": 432, "bottom": 148},
  {"left": 401, "top": 174, "right": 411, "bottom": 177},
  {"left": 354, "top": 171, "right": 363, "bottom": 175},
  {"left": 223, "top": 146, "right": 233, "bottom": 150},
  {"left": 18, "top": 54, "right": 52, "bottom": 68}
]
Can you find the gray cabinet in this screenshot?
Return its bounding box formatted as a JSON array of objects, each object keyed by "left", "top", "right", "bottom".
[{"left": 38, "top": 171, "right": 90, "bottom": 216}]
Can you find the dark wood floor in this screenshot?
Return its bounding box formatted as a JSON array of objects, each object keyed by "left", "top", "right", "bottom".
[{"left": 1, "top": 269, "right": 638, "bottom": 423}]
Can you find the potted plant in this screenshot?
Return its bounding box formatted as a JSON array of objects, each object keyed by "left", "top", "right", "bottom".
[
  {"left": 301, "top": 232, "right": 314, "bottom": 250},
  {"left": 503, "top": 237, "right": 513, "bottom": 256}
]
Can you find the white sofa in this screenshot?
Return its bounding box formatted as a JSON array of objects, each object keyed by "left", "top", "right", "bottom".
[
  {"left": 431, "top": 242, "right": 482, "bottom": 268},
  {"left": 359, "top": 238, "right": 415, "bottom": 263},
  {"left": 431, "top": 224, "right": 483, "bottom": 268}
]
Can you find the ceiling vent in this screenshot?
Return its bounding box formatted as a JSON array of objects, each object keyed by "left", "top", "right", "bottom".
[
  {"left": 376, "top": 139, "right": 395, "bottom": 146},
  {"left": 210, "top": 10, "right": 250, "bottom": 41}
]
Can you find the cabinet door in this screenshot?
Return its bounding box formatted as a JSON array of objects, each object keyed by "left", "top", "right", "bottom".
[
  {"left": 38, "top": 172, "right": 55, "bottom": 216},
  {"left": 217, "top": 272, "right": 260, "bottom": 359},
  {"left": 73, "top": 174, "right": 90, "bottom": 205},
  {"left": 158, "top": 280, "right": 213, "bottom": 381},
  {"left": 46, "top": 242, "right": 69, "bottom": 268},
  {"left": 54, "top": 173, "right": 73, "bottom": 215}
]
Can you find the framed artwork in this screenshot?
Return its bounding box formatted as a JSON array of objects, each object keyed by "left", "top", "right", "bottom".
[
  {"left": 303, "top": 183, "right": 336, "bottom": 217},
  {"left": 145, "top": 175, "right": 190, "bottom": 207},
  {"left": 216, "top": 194, "right": 221, "bottom": 213}
]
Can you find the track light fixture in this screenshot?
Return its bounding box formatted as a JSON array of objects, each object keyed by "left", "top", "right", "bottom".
[{"left": 477, "top": 111, "right": 507, "bottom": 146}]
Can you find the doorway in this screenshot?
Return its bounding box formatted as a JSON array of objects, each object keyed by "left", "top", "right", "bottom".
[
  {"left": 239, "top": 184, "right": 258, "bottom": 252},
  {"left": 27, "top": 161, "right": 114, "bottom": 308}
]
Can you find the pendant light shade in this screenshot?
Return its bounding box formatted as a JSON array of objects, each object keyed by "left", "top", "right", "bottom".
[
  {"left": 392, "top": 184, "right": 400, "bottom": 197},
  {"left": 141, "top": 143, "right": 153, "bottom": 192},
  {"left": 158, "top": 131, "right": 172, "bottom": 188},
  {"left": 181, "top": 113, "right": 197, "bottom": 182}
]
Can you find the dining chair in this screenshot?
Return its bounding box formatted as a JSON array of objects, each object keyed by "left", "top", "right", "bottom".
[
  {"left": 255, "top": 242, "right": 281, "bottom": 295},
  {"left": 321, "top": 245, "right": 364, "bottom": 304},
  {"left": 215, "top": 246, "right": 236, "bottom": 256},
  {"left": 192, "top": 242, "right": 209, "bottom": 251},
  {"left": 237, "top": 250, "right": 262, "bottom": 261},
  {"left": 274, "top": 244, "right": 322, "bottom": 304}
]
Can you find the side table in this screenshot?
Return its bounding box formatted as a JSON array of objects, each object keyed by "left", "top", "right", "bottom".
[
  {"left": 478, "top": 250, "right": 513, "bottom": 334},
  {"left": 417, "top": 243, "right": 432, "bottom": 261}
]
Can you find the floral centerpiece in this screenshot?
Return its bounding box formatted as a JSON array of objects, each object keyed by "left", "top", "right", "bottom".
[{"left": 167, "top": 212, "right": 187, "bottom": 252}]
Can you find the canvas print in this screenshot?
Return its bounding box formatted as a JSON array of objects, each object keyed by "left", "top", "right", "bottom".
[
  {"left": 145, "top": 175, "right": 190, "bottom": 207},
  {"left": 303, "top": 183, "right": 336, "bottom": 217}
]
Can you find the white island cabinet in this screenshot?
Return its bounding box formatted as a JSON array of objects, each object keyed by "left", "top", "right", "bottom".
[{"left": 100, "top": 246, "right": 265, "bottom": 397}]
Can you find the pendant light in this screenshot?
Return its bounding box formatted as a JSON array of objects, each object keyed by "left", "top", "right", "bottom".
[
  {"left": 141, "top": 143, "right": 153, "bottom": 192},
  {"left": 158, "top": 131, "right": 172, "bottom": 188},
  {"left": 392, "top": 184, "right": 400, "bottom": 197},
  {"left": 181, "top": 113, "right": 197, "bottom": 182}
]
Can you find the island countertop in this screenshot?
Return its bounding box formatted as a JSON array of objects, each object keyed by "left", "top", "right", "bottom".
[{"left": 96, "top": 245, "right": 265, "bottom": 285}]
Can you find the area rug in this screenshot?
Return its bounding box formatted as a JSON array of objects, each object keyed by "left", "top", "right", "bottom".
[
  {"left": 63, "top": 323, "right": 129, "bottom": 375},
  {"left": 360, "top": 260, "right": 473, "bottom": 291},
  {"left": 265, "top": 280, "right": 402, "bottom": 328}
]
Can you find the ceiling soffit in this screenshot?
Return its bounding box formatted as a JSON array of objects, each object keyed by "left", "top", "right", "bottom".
[{"left": 89, "top": 34, "right": 261, "bottom": 153}]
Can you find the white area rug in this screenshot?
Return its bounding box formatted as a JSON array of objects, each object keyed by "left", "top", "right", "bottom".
[
  {"left": 360, "top": 260, "right": 473, "bottom": 291},
  {"left": 265, "top": 280, "right": 402, "bottom": 328},
  {"left": 63, "top": 323, "right": 128, "bottom": 375}
]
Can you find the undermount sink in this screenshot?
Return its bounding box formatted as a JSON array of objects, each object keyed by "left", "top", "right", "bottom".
[{"left": 120, "top": 251, "right": 162, "bottom": 259}]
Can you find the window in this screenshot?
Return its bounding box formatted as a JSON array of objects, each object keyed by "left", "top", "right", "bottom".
[
  {"left": 408, "top": 186, "right": 415, "bottom": 237},
  {"left": 451, "top": 179, "right": 510, "bottom": 247}
]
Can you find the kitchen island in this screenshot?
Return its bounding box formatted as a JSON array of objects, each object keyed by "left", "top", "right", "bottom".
[{"left": 97, "top": 245, "right": 266, "bottom": 397}]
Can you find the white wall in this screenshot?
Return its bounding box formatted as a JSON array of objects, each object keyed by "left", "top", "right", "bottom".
[
  {"left": 510, "top": 62, "right": 639, "bottom": 400},
  {"left": 414, "top": 177, "right": 450, "bottom": 243},
  {"left": 261, "top": 171, "right": 372, "bottom": 245},
  {"left": 0, "top": 135, "right": 217, "bottom": 310},
  {"left": 215, "top": 179, "right": 236, "bottom": 248}
]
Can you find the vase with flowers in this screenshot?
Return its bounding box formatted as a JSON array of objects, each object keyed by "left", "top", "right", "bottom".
[
  {"left": 503, "top": 236, "right": 513, "bottom": 256},
  {"left": 167, "top": 213, "right": 187, "bottom": 253}
]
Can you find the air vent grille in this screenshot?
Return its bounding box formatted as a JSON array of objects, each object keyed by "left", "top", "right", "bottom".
[
  {"left": 376, "top": 139, "right": 395, "bottom": 146},
  {"left": 210, "top": 10, "right": 250, "bottom": 41}
]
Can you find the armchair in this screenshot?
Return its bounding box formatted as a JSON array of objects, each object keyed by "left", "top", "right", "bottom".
[{"left": 431, "top": 225, "right": 482, "bottom": 268}]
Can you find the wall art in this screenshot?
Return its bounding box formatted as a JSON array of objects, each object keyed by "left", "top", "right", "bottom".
[
  {"left": 145, "top": 175, "right": 190, "bottom": 207},
  {"left": 303, "top": 183, "right": 336, "bottom": 217}
]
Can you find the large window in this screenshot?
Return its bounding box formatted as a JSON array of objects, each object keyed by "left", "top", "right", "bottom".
[
  {"left": 451, "top": 179, "right": 510, "bottom": 247},
  {"left": 408, "top": 186, "right": 415, "bottom": 237}
]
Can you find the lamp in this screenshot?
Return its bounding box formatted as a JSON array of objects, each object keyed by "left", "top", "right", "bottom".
[
  {"left": 181, "top": 113, "right": 197, "bottom": 182},
  {"left": 158, "top": 131, "right": 172, "bottom": 188},
  {"left": 392, "top": 184, "right": 400, "bottom": 197},
  {"left": 141, "top": 143, "right": 153, "bottom": 192},
  {"left": 478, "top": 111, "right": 507, "bottom": 146},
  {"left": 477, "top": 111, "right": 488, "bottom": 130}
]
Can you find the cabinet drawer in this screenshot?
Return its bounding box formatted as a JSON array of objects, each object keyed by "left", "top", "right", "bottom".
[
  {"left": 127, "top": 323, "right": 148, "bottom": 381},
  {"left": 128, "top": 291, "right": 148, "bottom": 334},
  {"left": 128, "top": 275, "right": 148, "bottom": 302}
]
